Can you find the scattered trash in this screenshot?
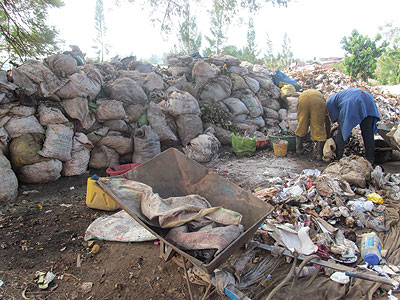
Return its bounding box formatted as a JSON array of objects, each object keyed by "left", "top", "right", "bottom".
[
  {"left": 21, "top": 190, "right": 39, "bottom": 195},
  {"left": 35, "top": 271, "right": 56, "bottom": 290},
  {"left": 367, "top": 192, "right": 384, "bottom": 204},
  {"left": 69, "top": 186, "right": 75, "bottom": 190},
  {"left": 60, "top": 203, "right": 72, "bottom": 208},
  {"left": 90, "top": 244, "right": 100, "bottom": 254},
  {"left": 0, "top": 279, "right": 3, "bottom": 287}
]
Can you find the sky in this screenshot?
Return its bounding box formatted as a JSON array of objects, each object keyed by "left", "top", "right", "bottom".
[{"left": 47, "top": 0, "right": 400, "bottom": 62}]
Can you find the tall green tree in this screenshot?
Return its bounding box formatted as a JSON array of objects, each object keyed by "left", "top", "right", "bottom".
[
  {"left": 176, "top": 2, "right": 202, "bottom": 54},
  {"left": 0, "top": 0, "right": 64, "bottom": 66},
  {"left": 241, "top": 17, "right": 259, "bottom": 63},
  {"left": 93, "top": 0, "right": 109, "bottom": 62},
  {"left": 341, "top": 29, "right": 387, "bottom": 82},
  {"left": 204, "top": 1, "right": 230, "bottom": 56}
]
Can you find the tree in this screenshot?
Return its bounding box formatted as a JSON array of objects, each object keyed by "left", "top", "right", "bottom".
[
  {"left": 378, "top": 22, "right": 400, "bottom": 49},
  {"left": 376, "top": 22, "right": 400, "bottom": 85},
  {"left": 0, "top": 0, "right": 64, "bottom": 66},
  {"left": 263, "top": 32, "right": 278, "bottom": 69},
  {"left": 280, "top": 32, "right": 293, "bottom": 68},
  {"left": 341, "top": 29, "right": 387, "bottom": 82},
  {"left": 241, "top": 17, "right": 259, "bottom": 63},
  {"left": 121, "top": 0, "right": 291, "bottom": 34},
  {"left": 176, "top": 2, "right": 202, "bottom": 54},
  {"left": 222, "top": 45, "right": 242, "bottom": 58},
  {"left": 376, "top": 49, "right": 400, "bottom": 85},
  {"left": 93, "top": 0, "right": 109, "bottom": 62},
  {"left": 204, "top": 1, "right": 229, "bottom": 56}
]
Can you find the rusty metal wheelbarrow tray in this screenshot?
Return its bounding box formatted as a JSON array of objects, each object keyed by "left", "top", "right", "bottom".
[{"left": 98, "top": 148, "right": 273, "bottom": 274}]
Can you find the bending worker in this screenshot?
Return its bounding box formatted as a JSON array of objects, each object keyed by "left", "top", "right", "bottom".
[
  {"left": 295, "top": 89, "right": 327, "bottom": 160},
  {"left": 327, "top": 88, "right": 380, "bottom": 163}
]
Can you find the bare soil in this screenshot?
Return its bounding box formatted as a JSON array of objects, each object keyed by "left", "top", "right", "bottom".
[{"left": 0, "top": 147, "right": 332, "bottom": 300}]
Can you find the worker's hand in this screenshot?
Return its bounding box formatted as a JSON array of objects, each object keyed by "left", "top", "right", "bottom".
[{"left": 329, "top": 124, "right": 339, "bottom": 138}]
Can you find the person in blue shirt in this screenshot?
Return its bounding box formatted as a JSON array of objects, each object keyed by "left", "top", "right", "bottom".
[{"left": 327, "top": 88, "right": 380, "bottom": 163}]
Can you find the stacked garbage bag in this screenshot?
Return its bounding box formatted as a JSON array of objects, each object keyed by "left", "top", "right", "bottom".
[{"left": 0, "top": 53, "right": 287, "bottom": 190}]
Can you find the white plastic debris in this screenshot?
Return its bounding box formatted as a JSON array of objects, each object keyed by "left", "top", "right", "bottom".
[
  {"left": 302, "top": 169, "right": 321, "bottom": 176},
  {"left": 388, "top": 290, "right": 398, "bottom": 300},
  {"left": 330, "top": 272, "right": 350, "bottom": 284}
]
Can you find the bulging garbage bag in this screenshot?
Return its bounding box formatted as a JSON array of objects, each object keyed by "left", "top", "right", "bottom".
[
  {"left": 18, "top": 159, "right": 62, "bottom": 183},
  {"left": 0, "top": 150, "right": 18, "bottom": 202},
  {"left": 38, "top": 124, "right": 74, "bottom": 162},
  {"left": 132, "top": 125, "right": 161, "bottom": 163}
]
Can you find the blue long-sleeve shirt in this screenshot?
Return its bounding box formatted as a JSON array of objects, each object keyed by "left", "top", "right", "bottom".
[{"left": 327, "top": 89, "right": 380, "bottom": 141}]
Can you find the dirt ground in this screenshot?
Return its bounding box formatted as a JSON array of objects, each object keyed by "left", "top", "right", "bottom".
[{"left": 0, "top": 146, "right": 395, "bottom": 300}]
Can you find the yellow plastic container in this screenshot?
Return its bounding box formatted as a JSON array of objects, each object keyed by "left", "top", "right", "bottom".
[
  {"left": 273, "top": 140, "right": 288, "bottom": 157},
  {"left": 86, "top": 178, "right": 119, "bottom": 211}
]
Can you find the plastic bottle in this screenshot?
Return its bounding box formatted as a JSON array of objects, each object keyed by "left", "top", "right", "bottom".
[{"left": 360, "top": 232, "right": 382, "bottom": 265}]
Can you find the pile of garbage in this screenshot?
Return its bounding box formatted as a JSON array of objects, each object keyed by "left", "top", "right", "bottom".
[
  {"left": 0, "top": 53, "right": 291, "bottom": 198},
  {"left": 287, "top": 65, "right": 400, "bottom": 123},
  {"left": 209, "top": 155, "right": 400, "bottom": 299}
]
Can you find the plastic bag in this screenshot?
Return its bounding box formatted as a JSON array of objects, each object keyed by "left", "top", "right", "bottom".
[
  {"left": 5, "top": 115, "right": 45, "bottom": 139},
  {"left": 18, "top": 159, "right": 62, "bottom": 183},
  {"left": 147, "top": 102, "right": 178, "bottom": 142},
  {"left": 10, "top": 133, "right": 47, "bottom": 170},
  {"left": 231, "top": 133, "right": 256, "bottom": 157},
  {"left": 0, "top": 150, "right": 18, "bottom": 202},
  {"left": 271, "top": 69, "right": 301, "bottom": 91},
  {"left": 95, "top": 100, "right": 126, "bottom": 121},
  {"left": 132, "top": 125, "right": 161, "bottom": 163},
  {"left": 62, "top": 133, "right": 93, "bottom": 176},
  {"left": 38, "top": 105, "right": 69, "bottom": 126},
  {"left": 89, "top": 145, "right": 119, "bottom": 169},
  {"left": 38, "top": 124, "right": 74, "bottom": 161}
]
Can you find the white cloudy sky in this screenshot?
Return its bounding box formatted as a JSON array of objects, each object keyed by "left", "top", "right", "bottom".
[{"left": 47, "top": 0, "right": 400, "bottom": 61}]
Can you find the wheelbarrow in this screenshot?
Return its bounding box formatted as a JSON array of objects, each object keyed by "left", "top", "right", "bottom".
[{"left": 97, "top": 148, "right": 273, "bottom": 299}]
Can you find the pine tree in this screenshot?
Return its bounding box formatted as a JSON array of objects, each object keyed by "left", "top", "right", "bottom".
[
  {"left": 242, "top": 18, "right": 259, "bottom": 63},
  {"left": 280, "top": 32, "right": 293, "bottom": 67},
  {"left": 93, "top": 0, "right": 109, "bottom": 62},
  {"left": 177, "top": 2, "right": 202, "bottom": 54},
  {"left": 204, "top": 1, "right": 228, "bottom": 55}
]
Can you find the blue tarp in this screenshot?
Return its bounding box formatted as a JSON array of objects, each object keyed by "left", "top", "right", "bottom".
[
  {"left": 271, "top": 69, "right": 302, "bottom": 91},
  {"left": 327, "top": 88, "right": 380, "bottom": 141}
]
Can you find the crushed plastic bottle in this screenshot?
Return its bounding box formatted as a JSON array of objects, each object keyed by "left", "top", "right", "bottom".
[{"left": 361, "top": 232, "right": 382, "bottom": 265}]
